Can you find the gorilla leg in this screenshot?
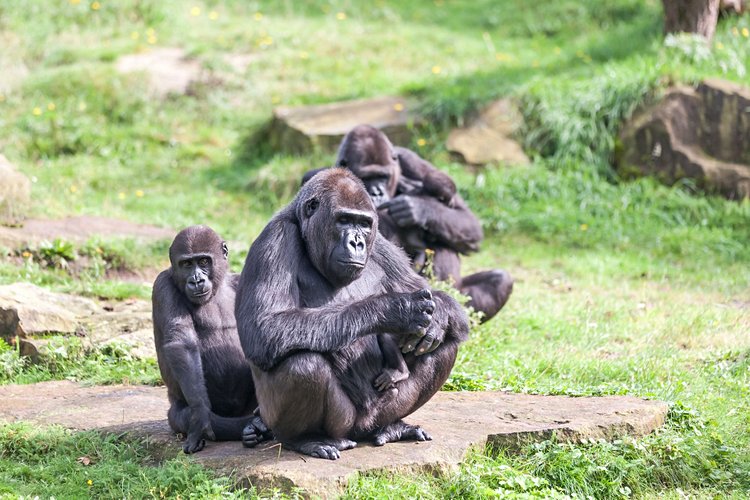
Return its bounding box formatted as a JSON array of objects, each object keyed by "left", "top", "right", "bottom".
[
  {"left": 363, "top": 338, "right": 460, "bottom": 444},
  {"left": 252, "top": 352, "right": 358, "bottom": 459},
  {"left": 459, "top": 269, "right": 514, "bottom": 322},
  {"left": 168, "top": 400, "right": 260, "bottom": 444},
  {"left": 431, "top": 247, "right": 513, "bottom": 322}
]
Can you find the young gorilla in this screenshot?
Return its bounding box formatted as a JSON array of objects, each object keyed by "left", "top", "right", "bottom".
[
  {"left": 236, "top": 169, "right": 469, "bottom": 460},
  {"left": 304, "top": 124, "right": 514, "bottom": 322},
  {"left": 152, "top": 225, "right": 271, "bottom": 453}
]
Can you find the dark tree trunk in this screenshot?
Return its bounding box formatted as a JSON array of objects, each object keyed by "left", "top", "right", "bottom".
[{"left": 662, "top": 0, "right": 720, "bottom": 40}]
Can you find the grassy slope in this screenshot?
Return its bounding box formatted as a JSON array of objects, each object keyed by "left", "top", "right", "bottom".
[{"left": 0, "top": 0, "right": 749, "bottom": 497}]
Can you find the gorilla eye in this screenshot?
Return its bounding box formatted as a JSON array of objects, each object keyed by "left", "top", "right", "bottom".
[
  {"left": 179, "top": 260, "right": 191, "bottom": 268},
  {"left": 304, "top": 198, "right": 319, "bottom": 217},
  {"left": 198, "top": 257, "right": 210, "bottom": 267}
]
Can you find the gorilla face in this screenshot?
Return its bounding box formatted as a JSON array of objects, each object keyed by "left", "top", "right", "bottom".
[
  {"left": 297, "top": 169, "right": 378, "bottom": 287},
  {"left": 336, "top": 125, "right": 400, "bottom": 207},
  {"left": 169, "top": 226, "right": 228, "bottom": 305}
]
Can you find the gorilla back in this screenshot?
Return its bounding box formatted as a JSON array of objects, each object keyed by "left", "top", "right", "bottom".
[{"left": 236, "top": 168, "right": 469, "bottom": 460}]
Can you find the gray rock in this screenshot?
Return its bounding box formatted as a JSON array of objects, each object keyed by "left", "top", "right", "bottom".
[
  {"left": 0, "top": 382, "right": 668, "bottom": 498},
  {"left": 446, "top": 99, "right": 530, "bottom": 166},
  {"left": 0, "top": 284, "right": 155, "bottom": 360},
  {"left": 0, "top": 154, "right": 31, "bottom": 226},
  {"left": 617, "top": 79, "right": 750, "bottom": 199},
  {"left": 0, "top": 283, "right": 97, "bottom": 339},
  {"left": 267, "top": 96, "right": 418, "bottom": 154}
]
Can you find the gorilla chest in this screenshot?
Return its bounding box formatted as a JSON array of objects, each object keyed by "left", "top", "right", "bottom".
[{"left": 297, "top": 265, "right": 385, "bottom": 308}]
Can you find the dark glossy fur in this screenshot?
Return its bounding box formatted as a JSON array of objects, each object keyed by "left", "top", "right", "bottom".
[
  {"left": 306, "top": 125, "right": 514, "bottom": 322},
  {"left": 236, "top": 169, "right": 469, "bottom": 459},
  {"left": 152, "top": 225, "right": 269, "bottom": 453}
]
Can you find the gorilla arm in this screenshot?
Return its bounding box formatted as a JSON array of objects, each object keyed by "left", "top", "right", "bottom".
[
  {"left": 152, "top": 273, "right": 215, "bottom": 447},
  {"left": 235, "top": 208, "right": 435, "bottom": 371},
  {"left": 383, "top": 194, "right": 483, "bottom": 255},
  {"left": 373, "top": 235, "right": 470, "bottom": 355}
]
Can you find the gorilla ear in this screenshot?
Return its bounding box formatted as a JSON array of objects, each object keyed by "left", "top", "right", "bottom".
[
  {"left": 338, "top": 159, "right": 348, "bottom": 168},
  {"left": 303, "top": 198, "right": 319, "bottom": 218},
  {"left": 221, "top": 241, "right": 229, "bottom": 259}
]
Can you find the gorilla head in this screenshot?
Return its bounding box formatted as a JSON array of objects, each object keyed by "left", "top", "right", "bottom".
[
  {"left": 169, "top": 225, "right": 228, "bottom": 305},
  {"left": 335, "top": 125, "right": 399, "bottom": 207},
  {"left": 295, "top": 168, "right": 378, "bottom": 287}
]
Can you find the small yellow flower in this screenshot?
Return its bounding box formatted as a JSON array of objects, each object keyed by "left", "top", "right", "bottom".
[
  {"left": 130, "top": 31, "right": 139, "bottom": 40},
  {"left": 742, "top": 27, "right": 749, "bottom": 38},
  {"left": 32, "top": 107, "right": 42, "bottom": 116},
  {"left": 91, "top": 1, "right": 100, "bottom": 11},
  {"left": 495, "top": 53, "right": 512, "bottom": 62},
  {"left": 69, "top": 0, "right": 81, "bottom": 4},
  {"left": 336, "top": 12, "right": 347, "bottom": 20},
  {"left": 716, "top": 41, "right": 724, "bottom": 50},
  {"left": 22, "top": 251, "right": 32, "bottom": 258},
  {"left": 259, "top": 36, "right": 273, "bottom": 46},
  {"left": 732, "top": 27, "right": 739, "bottom": 36},
  {"left": 70, "top": 185, "right": 78, "bottom": 193},
  {"left": 208, "top": 10, "right": 218, "bottom": 20},
  {"left": 87, "top": 479, "right": 93, "bottom": 486},
  {"left": 554, "top": 46, "right": 561, "bottom": 55},
  {"left": 271, "top": 95, "right": 281, "bottom": 104},
  {"left": 146, "top": 27, "right": 155, "bottom": 36},
  {"left": 190, "top": 6, "right": 201, "bottom": 16},
  {"left": 254, "top": 12, "right": 263, "bottom": 21},
  {"left": 431, "top": 65, "right": 441, "bottom": 74},
  {"left": 117, "top": 192, "right": 126, "bottom": 200},
  {"left": 580, "top": 223, "right": 589, "bottom": 231},
  {"left": 135, "top": 190, "right": 144, "bottom": 198},
  {"left": 47, "top": 102, "right": 56, "bottom": 111},
  {"left": 299, "top": 51, "right": 309, "bottom": 59},
  {"left": 96, "top": 247, "right": 103, "bottom": 254},
  {"left": 417, "top": 138, "right": 427, "bottom": 146},
  {"left": 393, "top": 102, "right": 404, "bottom": 111},
  {"left": 78, "top": 102, "right": 87, "bottom": 111},
  {"left": 147, "top": 35, "right": 157, "bottom": 44}
]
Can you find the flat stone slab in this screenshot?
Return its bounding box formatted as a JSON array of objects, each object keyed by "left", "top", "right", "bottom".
[
  {"left": 0, "top": 215, "right": 173, "bottom": 249},
  {"left": 0, "top": 381, "right": 668, "bottom": 497},
  {"left": 446, "top": 99, "right": 529, "bottom": 166},
  {"left": 267, "top": 96, "right": 419, "bottom": 154}
]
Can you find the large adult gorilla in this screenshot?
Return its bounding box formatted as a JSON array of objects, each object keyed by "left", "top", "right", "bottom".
[
  {"left": 236, "top": 169, "right": 469, "bottom": 460},
  {"left": 304, "top": 125, "right": 514, "bottom": 322}
]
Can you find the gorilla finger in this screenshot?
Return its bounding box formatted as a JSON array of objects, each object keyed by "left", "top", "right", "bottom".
[
  {"left": 415, "top": 336, "right": 436, "bottom": 355},
  {"left": 414, "top": 289, "right": 432, "bottom": 300},
  {"left": 249, "top": 415, "right": 269, "bottom": 434}
]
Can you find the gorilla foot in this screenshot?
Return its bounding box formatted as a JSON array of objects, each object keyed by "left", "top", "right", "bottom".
[
  {"left": 287, "top": 437, "right": 358, "bottom": 459},
  {"left": 372, "top": 420, "right": 432, "bottom": 446},
  {"left": 183, "top": 437, "right": 206, "bottom": 454},
  {"left": 241, "top": 415, "right": 274, "bottom": 448}
]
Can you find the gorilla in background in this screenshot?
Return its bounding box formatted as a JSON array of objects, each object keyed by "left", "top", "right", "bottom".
[
  {"left": 303, "top": 124, "right": 513, "bottom": 322},
  {"left": 236, "top": 169, "right": 469, "bottom": 459},
  {"left": 152, "top": 225, "right": 271, "bottom": 453}
]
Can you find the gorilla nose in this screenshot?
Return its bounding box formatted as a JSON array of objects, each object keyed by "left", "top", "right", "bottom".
[{"left": 347, "top": 234, "right": 366, "bottom": 255}]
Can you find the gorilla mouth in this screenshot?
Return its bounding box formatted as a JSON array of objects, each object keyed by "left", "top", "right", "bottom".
[
  {"left": 191, "top": 289, "right": 210, "bottom": 298},
  {"left": 338, "top": 260, "right": 365, "bottom": 269}
]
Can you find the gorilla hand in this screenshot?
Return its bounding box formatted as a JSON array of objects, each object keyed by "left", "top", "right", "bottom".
[
  {"left": 382, "top": 195, "right": 427, "bottom": 229},
  {"left": 400, "top": 325, "right": 443, "bottom": 355},
  {"left": 242, "top": 410, "right": 274, "bottom": 448},
  {"left": 184, "top": 405, "right": 214, "bottom": 454},
  {"left": 385, "top": 288, "right": 434, "bottom": 335}
]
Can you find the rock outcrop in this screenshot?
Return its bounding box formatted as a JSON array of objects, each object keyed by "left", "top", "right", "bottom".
[
  {"left": 617, "top": 79, "right": 750, "bottom": 199},
  {"left": 265, "top": 96, "right": 418, "bottom": 154},
  {"left": 446, "top": 99, "right": 529, "bottom": 166}
]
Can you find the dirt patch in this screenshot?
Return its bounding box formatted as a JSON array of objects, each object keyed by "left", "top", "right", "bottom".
[{"left": 0, "top": 215, "right": 173, "bottom": 249}]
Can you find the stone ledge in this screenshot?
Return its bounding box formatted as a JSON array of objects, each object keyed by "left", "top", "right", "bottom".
[{"left": 0, "top": 381, "right": 668, "bottom": 498}]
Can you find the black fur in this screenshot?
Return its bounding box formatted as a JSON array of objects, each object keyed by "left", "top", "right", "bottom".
[
  {"left": 304, "top": 125, "right": 514, "bottom": 322},
  {"left": 152, "top": 225, "right": 271, "bottom": 453},
  {"left": 236, "top": 169, "right": 469, "bottom": 459}
]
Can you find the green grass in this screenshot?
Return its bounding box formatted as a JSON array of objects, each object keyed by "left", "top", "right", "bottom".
[{"left": 0, "top": 0, "right": 749, "bottom": 497}]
